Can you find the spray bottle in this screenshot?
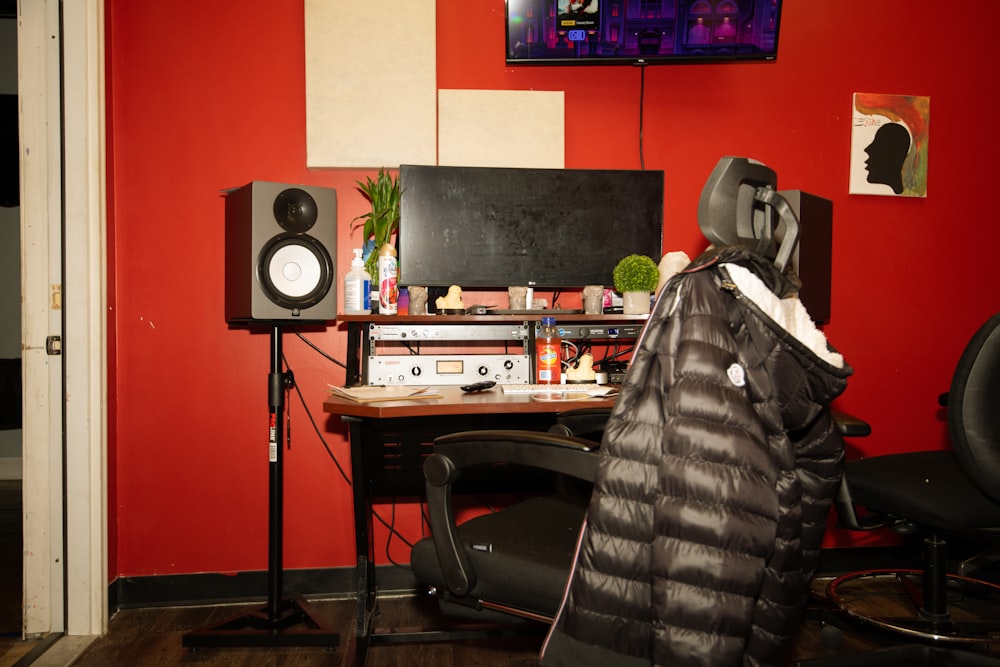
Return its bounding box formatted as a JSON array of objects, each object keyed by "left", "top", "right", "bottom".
[
  {"left": 343, "top": 248, "right": 371, "bottom": 315},
  {"left": 377, "top": 243, "right": 398, "bottom": 315}
]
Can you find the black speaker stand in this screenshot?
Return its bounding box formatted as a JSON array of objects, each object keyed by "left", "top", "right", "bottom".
[{"left": 183, "top": 323, "right": 340, "bottom": 651}]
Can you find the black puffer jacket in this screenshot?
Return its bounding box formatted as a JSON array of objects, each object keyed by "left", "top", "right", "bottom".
[{"left": 540, "top": 246, "right": 852, "bottom": 667}]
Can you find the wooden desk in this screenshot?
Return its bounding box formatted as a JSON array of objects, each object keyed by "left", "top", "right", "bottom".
[
  {"left": 324, "top": 384, "right": 615, "bottom": 419},
  {"left": 323, "top": 386, "right": 615, "bottom": 666}
]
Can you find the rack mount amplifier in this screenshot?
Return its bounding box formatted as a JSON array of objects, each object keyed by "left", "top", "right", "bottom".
[{"left": 366, "top": 354, "right": 531, "bottom": 386}]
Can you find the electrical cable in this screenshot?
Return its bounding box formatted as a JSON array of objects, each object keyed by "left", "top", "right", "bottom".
[
  {"left": 420, "top": 503, "right": 430, "bottom": 537},
  {"left": 561, "top": 340, "right": 580, "bottom": 369},
  {"left": 282, "top": 353, "right": 352, "bottom": 487},
  {"left": 291, "top": 328, "right": 346, "bottom": 369},
  {"left": 284, "top": 340, "right": 419, "bottom": 569},
  {"left": 374, "top": 498, "right": 412, "bottom": 571}
]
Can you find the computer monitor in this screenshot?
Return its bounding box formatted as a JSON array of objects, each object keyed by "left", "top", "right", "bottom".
[{"left": 398, "top": 164, "right": 664, "bottom": 289}]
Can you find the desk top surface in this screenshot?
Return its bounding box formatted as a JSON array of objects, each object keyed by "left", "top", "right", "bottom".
[{"left": 323, "top": 385, "right": 617, "bottom": 419}]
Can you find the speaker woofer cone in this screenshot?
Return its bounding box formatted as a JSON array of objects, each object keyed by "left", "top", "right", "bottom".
[{"left": 258, "top": 233, "right": 333, "bottom": 310}]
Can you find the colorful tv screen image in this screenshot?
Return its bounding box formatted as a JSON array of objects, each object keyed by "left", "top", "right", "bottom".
[{"left": 507, "top": 0, "right": 782, "bottom": 65}]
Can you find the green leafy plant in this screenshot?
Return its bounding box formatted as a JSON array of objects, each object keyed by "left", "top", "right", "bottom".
[
  {"left": 613, "top": 254, "right": 660, "bottom": 293},
  {"left": 351, "top": 167, "right": 401, "bottom": 277}
]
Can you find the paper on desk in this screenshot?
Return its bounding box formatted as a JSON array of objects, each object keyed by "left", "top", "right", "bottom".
[{"left": 328, "top": 385, "right": 443, "bottom": 403}]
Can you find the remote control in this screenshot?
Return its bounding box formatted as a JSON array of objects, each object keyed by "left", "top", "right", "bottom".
[{"left": 460, "top": 381, "right": 496, "bottom": 392}]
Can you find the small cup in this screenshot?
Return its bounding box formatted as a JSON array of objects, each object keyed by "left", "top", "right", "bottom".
[
  {"left": 408, "top": 286, "right": 428, "bottom": 315},
  {"left": 583, "top": 285, "right": 604, "bottom": 315},
  {"left": 508, "top": 286, "right": 528, "bottom": 311}
]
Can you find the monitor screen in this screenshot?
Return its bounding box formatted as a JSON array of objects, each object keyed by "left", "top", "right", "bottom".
[
  {"left": 506, "top": 0, "right": 783, "bottom": 66},
  {"left": 398, "top": 165, "right": 664, "bottom": 289}
]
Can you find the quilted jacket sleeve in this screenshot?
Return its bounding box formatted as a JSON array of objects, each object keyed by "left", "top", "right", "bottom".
[{"left": 646, "top": 278, "right": 785, "bottom": 665}]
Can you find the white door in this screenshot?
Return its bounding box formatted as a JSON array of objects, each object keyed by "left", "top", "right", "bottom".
[{"left": 19, "top": 0, "right": 106, "bottom": 638}]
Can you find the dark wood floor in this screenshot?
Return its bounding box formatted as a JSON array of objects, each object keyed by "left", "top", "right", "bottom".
[
  {"left": 45, "top": 583, "right": 1000, "bottom": 667},
  {"left": 4, "top": 477, "right": 1000, "bottom": 666},
  {"left": 0, "top": 480, "right": 20, "bottom": 638},
  {"left": 70, "top": 596, "right": 547, "bottom": 667},
  {"left": 0, "top": 479, "right": 46, "bottom": 667}
]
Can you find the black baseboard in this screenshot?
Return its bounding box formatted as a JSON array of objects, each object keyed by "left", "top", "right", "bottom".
[
  {"left": 109, "top": 564, "right": 421, "bottom": 613},
  {"left": 105, "top": 546, "right": 929, "bottom": 615}
]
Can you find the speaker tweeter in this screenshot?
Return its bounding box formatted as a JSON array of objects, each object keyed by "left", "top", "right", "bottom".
[{"left": 225, "top": 181, "right": 337, "bottom": 323}]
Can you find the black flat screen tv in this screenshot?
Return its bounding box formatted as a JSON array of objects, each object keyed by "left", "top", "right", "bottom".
[
  {"left": 506, "top": 0, "right": 783, "bottom": 66},
  {"left": 398, "top": 164, "right": 664, "bottom": 289}
]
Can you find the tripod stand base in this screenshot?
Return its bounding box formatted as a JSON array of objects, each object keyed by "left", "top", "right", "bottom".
[{"left": 182, "top": 595, "right": 340, "bottom": 649}]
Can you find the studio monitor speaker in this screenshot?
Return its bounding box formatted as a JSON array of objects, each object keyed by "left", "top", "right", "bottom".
[
  {"left": 225, "top": 181, "right": 337, "bottom": 324},
  {"left": 779, "top": 190, "right": 832, "bottom": 324}
]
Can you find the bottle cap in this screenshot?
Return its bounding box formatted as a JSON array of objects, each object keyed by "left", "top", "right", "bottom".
[{"left": 351, "top": 248, "right": 364, "bottom": 266}]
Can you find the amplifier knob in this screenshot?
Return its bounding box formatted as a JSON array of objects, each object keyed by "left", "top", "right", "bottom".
[
  {"left": 411, "top": 366, "right": 422, "bottom": 376},
  {"left": 503, "top": 359, "right": 514, "bottom": 370},
  {"left": 478, "top": 365, "right": 489, "bottom": 376}
]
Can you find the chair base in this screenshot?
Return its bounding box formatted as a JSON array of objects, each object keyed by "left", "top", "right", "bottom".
[
  {"left": 796, "top": 644, "right": 1000, "bottom": 666},
  {"left": 959, "top": 544, "right": 1000, "bottom": 577},
  {"left": 827, "top": 569, "right": 1000, "bottom": 644},
  {"left": 434, "top": 593, "right": 552, "bottom": 625}
]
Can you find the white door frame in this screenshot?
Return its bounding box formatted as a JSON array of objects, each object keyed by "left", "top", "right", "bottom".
[{"left": 19, "top": 0, "right": 107, "bottom": 637}]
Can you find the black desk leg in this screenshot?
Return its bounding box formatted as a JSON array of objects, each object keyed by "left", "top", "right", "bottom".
[
  {"left": 183, "top": 324, "right": 340, "bottom": 651},
  {"left": 345, "top": 416, "right": 378, "bottom": 666}
]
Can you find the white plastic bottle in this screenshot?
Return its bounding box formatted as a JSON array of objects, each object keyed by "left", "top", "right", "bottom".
[{"left": 343, "top": 248, "right": 371, "bottom": 315}]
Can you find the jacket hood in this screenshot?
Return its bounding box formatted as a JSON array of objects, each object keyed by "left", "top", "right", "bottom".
[{"left": 722, "top": 261, "right": 845, "bottom": 369}]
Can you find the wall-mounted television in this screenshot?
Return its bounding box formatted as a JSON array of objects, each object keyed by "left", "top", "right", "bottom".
[
  {"left": 398, "top": 164, "right": 664, "bottom": 289},
  {"left": 506, "top": 0, "right": 783, "bottom": 66}
]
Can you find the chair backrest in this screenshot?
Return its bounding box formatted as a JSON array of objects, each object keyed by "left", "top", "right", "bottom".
[
  {"left": 949, "top": 311, "right": 1000, "bottom": 505},
  {"left": 696, "top": 156, "right": 800, "bottom": 272}
]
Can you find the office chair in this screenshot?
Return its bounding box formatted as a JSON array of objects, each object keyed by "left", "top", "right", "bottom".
[
  {"left": 409, "top": 409, "right": 608, "bottom": 624},
  {"left": 822, "top": 311, "right": 1000, "bottom": 657},
  {"left": 410, "top": 158, "right": 840, "bottom": 663},
  {"left": 409, "top": 156, "right": 808, "bottom": 633}
]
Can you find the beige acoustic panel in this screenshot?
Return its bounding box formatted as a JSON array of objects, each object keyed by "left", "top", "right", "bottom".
[
  {"left": 438, "top": 89, "right": 565, "bottom": 168},
  {"left": 305, "top": 1, "right": 437, "bottom": 168}
]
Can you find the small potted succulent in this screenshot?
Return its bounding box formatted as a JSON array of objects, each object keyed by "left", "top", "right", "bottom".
[
  {"left": 613, "top": 254, "right": 659, "bottom": 315},
  {"left": 351, "top": 167, "right": 401, "bottom": 279}
]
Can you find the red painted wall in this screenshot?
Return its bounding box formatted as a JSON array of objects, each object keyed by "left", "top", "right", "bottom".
[{"left": 105, "top": 0, "right": 1000, "bottom": 579}]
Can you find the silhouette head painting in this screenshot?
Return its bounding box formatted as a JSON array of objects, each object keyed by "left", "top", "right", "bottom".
[
  {"left": 850, "top": 93, "right": 929, "bottom": 197},
  {"left": 864, "top": 123, "right": 911, "bottom": 194}
]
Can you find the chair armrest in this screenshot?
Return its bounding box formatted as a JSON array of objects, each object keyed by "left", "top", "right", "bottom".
[
  {"left": 424, "top": 429, "right": 599, "bottom": 597},
  {"left": 832, "top": 411, "right": 872, "bottom": 438},
  {"left": 829, "top": 412, "right": 886, "bottom": 529},
  {"left": 429, "top": 429, "right": 599, "bottom": 485},
  {"left": 551, "top": 407, "right": 611, "bottom": 441}
]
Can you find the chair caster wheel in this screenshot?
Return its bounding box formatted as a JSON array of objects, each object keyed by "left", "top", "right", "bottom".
[{"left": 819, "top": 623, "right": 843, "bottom": 649}]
